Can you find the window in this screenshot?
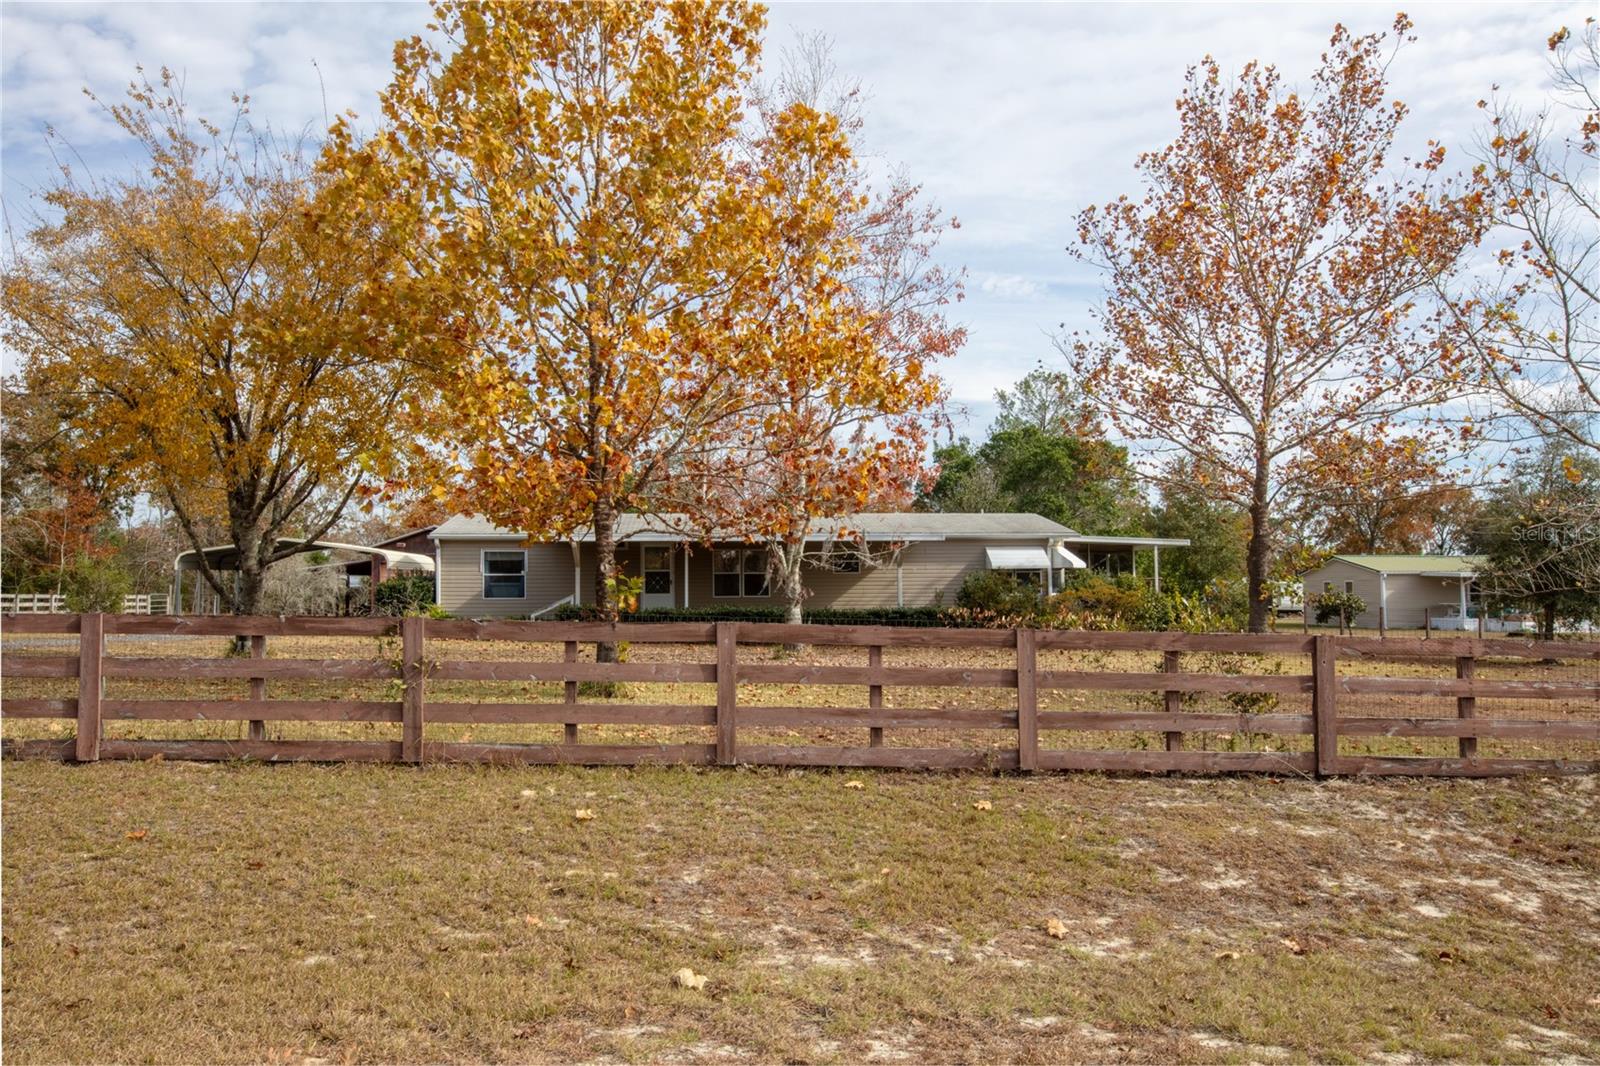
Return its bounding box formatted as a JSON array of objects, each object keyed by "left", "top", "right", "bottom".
[
  {"left": 482, "top": 550, "right": 526, "bottom": 599},
  {"left": 1344, "top": 581, "right": 1355, "bottom": 594},
  {"left": 821, "top": 550, "right": 861, "bottom": 573},
  {"left": 713, "top": 547, "right": 769, "bottom": 598},
  {"left": 1324, "top": 582, "right": 1335, "bottom": 594},
  {"left": 713, "top": 549, "right": 742, "bottom": 598},
  {"left": 743, "top": 549, "right": 769, "bottom": 597}
]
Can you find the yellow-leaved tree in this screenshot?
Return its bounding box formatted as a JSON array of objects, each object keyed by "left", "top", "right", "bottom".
[
  {"left": 2, "top": 70, "right": 420, "bottom": 615},
  {"left": 689, "top": 42, "right": 963, "bottom": 626},
  {"left": 330, "top": 1, "right": 768, "bottom": 639}
]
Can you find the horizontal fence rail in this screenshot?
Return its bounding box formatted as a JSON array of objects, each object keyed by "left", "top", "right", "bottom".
[{"left": 1, "top": 614, "right": 1597, "bottom": 778}]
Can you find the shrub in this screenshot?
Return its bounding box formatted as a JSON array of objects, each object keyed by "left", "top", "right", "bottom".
[
  {"left": 373, "top": 572, "right": 435, "bottom": 616},
  {"left": 954, "top": 570, "right": 1041, "bottom": 616},
  {"left": 61, "top": 555, "right": 133, "bottom": 613},
  {"left": 1311, "top": 590, "right": 1366, "bottom": 628},
  {"left": 546, "top": 603, "right": 965, "bottom": 627}
]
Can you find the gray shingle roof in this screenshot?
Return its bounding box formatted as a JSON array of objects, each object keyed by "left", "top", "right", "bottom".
[{"left": 431, "top": 511, "right": 1075, "bottom": 542}]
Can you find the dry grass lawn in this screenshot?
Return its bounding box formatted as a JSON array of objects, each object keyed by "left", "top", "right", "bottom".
[{"left": 4, "top": 760, "right": 1598, "bottom": 1064}]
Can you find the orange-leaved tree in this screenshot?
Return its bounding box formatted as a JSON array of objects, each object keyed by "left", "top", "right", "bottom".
[
  {"left": 2, "top": 70, "right": 419, "bottom": 616},
  {"left": 687, "top": 44, "right": 962, "bottom": 625},
  {"left": 1290, "top": 431, "right": 1471, "bottom": 554},
  {"left": 1065, "top": 16, "right": 1487, "bottom": 631},
  {"left": 329, "top": 1, "right": 768, "bottom": 639}
]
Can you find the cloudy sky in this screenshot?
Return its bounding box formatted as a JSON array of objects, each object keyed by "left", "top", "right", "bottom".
[{"left": 1, "top": 1, "right": 1584, "bottom": 433}]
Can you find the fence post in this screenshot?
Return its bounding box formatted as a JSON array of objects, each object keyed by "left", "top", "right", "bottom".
[
  {"left": 401, "top": 615, "right": 425, "bottom": 765},
  {"left": 248, "top": 634, "right": 267, "bottom": 742},
  {"left": 867, "top": 645, "right": 884, "bottom": 748},
  {"left": 563, "top": 640, "right": 579, "bottom": 744},
  {"left": 716, "top": 622, "right": 738, "bottom": 765},
  {"left": 75, "top": 612, "right": 104, "bottom": 762},
  {"left": 1377, "top": 605, "right": 1387, "bottom": 639},
  {"left": 1162, "top": 649, "right": 1183, "bottom": 752},
  {"left": 1016, "top": 628, "right": 1038, "bottom": 772},
  {"left": 1312, "top": 634, "right": 1338, "bottom": 778},
  {"left": 1457, "top": 652, "right": 1477, "bottom": 759}
]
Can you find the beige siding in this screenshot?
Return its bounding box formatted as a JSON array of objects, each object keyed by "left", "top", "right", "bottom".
[
  {"left": 629, "top": 538, "right": 1033, "bottom": 611},
  {"left": 435, "top": 540, "right": 577, "bottom": 618},
  {"left": 436, "top": 536, "right": 1051, "bottom": 616},
  {"left": 1301, "top": 562, "right": 1474, "bottom": 629},
  {"left": 1382, "top": 575, "right": 1475, "bottom": 628}
]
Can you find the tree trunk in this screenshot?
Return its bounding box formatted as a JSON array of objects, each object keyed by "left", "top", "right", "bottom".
[
  {"left": 1542, "top": 601, "right": 1556, "bottom": 641},
  {"left": 1244, "top": 457, "right": 1272, "bottom": 634},
  {"left": 780, "top": 536, "right": 806, "bottom": 652},
  {"left": 592, "top": 499, "right": 619, "bottom": 664}
]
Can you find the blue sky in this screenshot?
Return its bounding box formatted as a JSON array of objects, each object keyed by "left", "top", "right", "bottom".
[{"left": 2, "top": 1, "right": 1585, "bottom": 436}]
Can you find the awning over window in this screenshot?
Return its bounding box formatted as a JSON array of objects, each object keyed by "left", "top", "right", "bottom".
[
  {"left": 985, "top": 547, "right": 1051, "bottom": 570},
  {"left": 1053, "top": 546, "right": 1087, "bottom": 569}
]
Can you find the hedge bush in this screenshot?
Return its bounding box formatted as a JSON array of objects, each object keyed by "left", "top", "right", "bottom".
[
  {"left": 373, "top": 572, "right": 436, "bottom": 616},
  {"left": 546, "top": 603, "right": 971, "bottom": 627}
]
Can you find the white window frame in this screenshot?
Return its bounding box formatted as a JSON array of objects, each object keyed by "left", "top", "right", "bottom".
[{"left": 480, "top": 548, "right": 528, "bottom": 600}]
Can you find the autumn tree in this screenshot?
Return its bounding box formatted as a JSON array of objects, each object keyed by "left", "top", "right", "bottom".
[
  {"left": 687, "top": 38, "right": 962, "bottom": 626},
  {"left": 331, "top": 1, "right": 768, "bottom": 640},
  {"left": 1442, "top": 19, "right": 1598, "bottom": 459},
  {"left": 0, "top": 380, "right": 129, "bottom": 597},
  {"left": 1066, "top": 16, "right": 1486, "bottom": 630},
  {"left": 1291, "top": 432, "right": 1471, "bottom": 553},
  {"left": 2, "top": 70, "right": 415, "bottom": 615}
]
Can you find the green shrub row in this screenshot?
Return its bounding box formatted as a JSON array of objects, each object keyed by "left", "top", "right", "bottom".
[{"left": 546, "top": 603, "right": 974, "bottom": 627}]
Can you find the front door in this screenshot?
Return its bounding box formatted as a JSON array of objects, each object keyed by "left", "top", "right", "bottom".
[{"left": 641, "top": 545, "right": 675, "bottom": 609}]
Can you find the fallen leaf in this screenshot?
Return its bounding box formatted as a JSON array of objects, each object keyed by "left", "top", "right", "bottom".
[
  {"left": 245, "top": 860, "right": 265, "bottom": 870},
  {"left": 1437, "top": 949, "right": 1459, "bottom": 964},
  {"left": 843, "top": 780, "right": 865, "bottom": 790},
  {"left": 672, "top": 967, "right": 708, "bottom": 991},
  {"left": 1215, "top": 950, "right": 1240, "bottom": 960},
  {"left": 879, "top": 867, "right": 891, "bottom": 876},
  {"left": 973, "top": 800, "right": 993, "bottom": 811},
  {"left": 524, "top": 915, "right": 543, "bottom": 928},
  {"left": 125, "top": 829, "right": 148, "bottom": 841},
  {"left": 573, "top": 809, "right": 595, "bottom": 821},
  {"left": 1280, "top": 936, "right": 1306, "bottom": 956},
  {"left": 1046, "top": 918, "right": 1068, "bottom": 939},
  {"left": 519, "top": 789, "right": 539, "bottom": 798}
]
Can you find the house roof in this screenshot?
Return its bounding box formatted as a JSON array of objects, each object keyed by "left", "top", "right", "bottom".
[
  {"left": 1321, "top": 554, "right": 1487, "bottom": 577},
  {"left": 430, "top": 511, "right": 1076, "bottom": 543}
]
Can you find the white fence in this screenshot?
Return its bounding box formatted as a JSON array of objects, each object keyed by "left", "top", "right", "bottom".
[{"left": 0, "top": 593, "right": 170, "bottom": 615}]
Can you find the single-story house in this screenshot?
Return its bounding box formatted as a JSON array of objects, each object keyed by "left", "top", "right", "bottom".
[
  {"left": 1300, "top": 554, "right": 1487, "bottom": 629},
  {"left": 429, "top": 513, "right": 1189, "bottom": 618}
]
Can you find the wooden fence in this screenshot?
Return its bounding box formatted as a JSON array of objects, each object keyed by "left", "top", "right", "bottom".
[{"left": 2, "top": 614, "right": 1597, "bottom": 777}]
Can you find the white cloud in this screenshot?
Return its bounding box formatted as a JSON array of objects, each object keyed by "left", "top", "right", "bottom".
[{"left": 976, "top": 272, "right": 1046, "bottom": 301}]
